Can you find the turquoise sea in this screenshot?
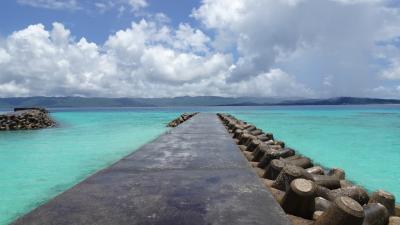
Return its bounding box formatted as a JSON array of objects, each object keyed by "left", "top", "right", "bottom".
[{"left": 0, "top": 106, "right": 399, "bottom": 224}]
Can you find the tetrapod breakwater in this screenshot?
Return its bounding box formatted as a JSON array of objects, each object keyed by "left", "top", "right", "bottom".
[
  {"left": 167, "top": 112, "right": 198, "bottom": 127},
  {"left": 218, "top": 113, "right": 400, "bottom": 225}
]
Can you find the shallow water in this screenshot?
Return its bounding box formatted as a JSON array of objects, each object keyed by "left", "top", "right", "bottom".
[
  {"left": 226, "top": 105, "right": 400, "bottom": 201},
  {"left": 0, "top": 106, "right": 399, "bottom": 224},
  {"left": 0, "top": 108, "right": 180, "bottom": 224}
]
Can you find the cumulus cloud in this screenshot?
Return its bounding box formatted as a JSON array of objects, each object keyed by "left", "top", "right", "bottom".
[
  {"left": 371, "top": 85, "right": 400, "bottom": 98},
  {"left": 17, "top": 0, "right": 79, "bottom": 10},
  {"left": 0, "top": 19, "right": 313, "bottom": 97},
  {"left": 173, "top": 23, "right": 210, "bottom": 53},
  {"left": 103, "top": 19, "right": 230, "bottom": 85},
  {"left": 4, "top": 0, "right": 400, "bottom": 98},
  {"left": 222, "top": 69, "right": 314, "bottom": 97},
  {"left": 127, "top": 0, "right": 148, "bottom": 11},
  {"left": 93, "top": 0, "right": 148, "bottom": 13},
  {"left": 193, "top": 0, "right": 400, "bottom": 97},
  {"left": 0, "top": 23, "right": 112, "bottom": 96},
  {"left": 381, "top": 57, "right": 400, "bottom": 80},
  {"left": 17, "top": 0, "right": 148, "bottom": 13},
  {"left": 0, "top": 49, "right": 11, "bottom": 64},
  {"left": 0, "top": 22, "right": 208, "bottom": 97},
  {"left": 0, "top": 81, "right": 31, "bottom": 97}
]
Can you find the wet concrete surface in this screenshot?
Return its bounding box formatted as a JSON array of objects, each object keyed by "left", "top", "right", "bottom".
[{"left": 12, "top": 113, "right": 292, "bottom": 225}]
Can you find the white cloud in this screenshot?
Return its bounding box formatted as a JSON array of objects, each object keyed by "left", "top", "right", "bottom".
[
  {"left": 334, "top": 0, "right": 384, "bottom": 4},
  {"left": 0, "top": 19, "right": 313, "bottom": 98},
  {"left": 173, "top": 23, "right": 210, "bottom": 53},
  {"left": 140, "top": 47, "right": 229, "bottom": 83},
  {"left": 94, "top": 2, "right": 112, "bottom": 13},
  {"left": 103, "top": 19, "right": 229, "bottom": 83},
  {"left": 0, "top": 21, "right": 225, "bottom": 97},
  {"left": 17, "top": 0, "right": 148, "bottom": 13},
  {"left": 371, "top": 85, "right": 400, "bottom": 98},
  {"left": 0, "top": 49, "right": 10, "bottom": 64},
  {"left": 0, "top": 23, "right": 115, "bottom": 96},
  {"left": 127, "top": 0, "right": 148, "bottom": 11},
  {"left": 0, "top": 81, "right": 30, "bottom": 97},
  {"left": 193, "top": 0, "right": 400, "bottom": 97},
  {"left": 94, "top": 0, "right": 148, "bottom": 13},
  {"left": 322, "top": 75, "right": 333, "bottom": 87},
  {"left": 223, "top": 69, "right": 314, "bottom": 97},
  {"left": 5, "top": 0, "right": 400, "bottom": 98},
  {"left": 381, "top": 58, "right": 400, "bottom": 80},
  {"left": 17, "top": 0, "right": 79, "bottom": 10}
]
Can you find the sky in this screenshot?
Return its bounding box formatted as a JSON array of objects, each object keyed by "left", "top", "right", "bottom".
[{"left": 0, "top": 0, "right": 400, "bottom": 98}]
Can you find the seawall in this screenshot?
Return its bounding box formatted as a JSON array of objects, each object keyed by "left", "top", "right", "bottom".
[{"left": 11, "top": 113, "right": 292, "bottom": 225}]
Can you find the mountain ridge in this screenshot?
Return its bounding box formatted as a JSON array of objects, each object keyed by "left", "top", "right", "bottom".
[{"left": 0, "top": 96, "right": 399, "bottom": 109}]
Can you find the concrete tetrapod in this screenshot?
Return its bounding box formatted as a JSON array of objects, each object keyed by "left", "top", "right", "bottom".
[
  {"left": 328, "top": 186, "right": 370, "bottom": 205},
  {"left": 271, "top": 165, "right": 313, "bottom": 192},
  {"left": 389, "top": 217, "right": 400, "bottom": 225},
  {"left": 362, "top": 203, "right": 389, "bottom": 225},
  {"left": 306, "top": 166, "right": 324, "bottom": 175},
  {"left": 263, "top": 159, "right": 286, "bottom": 180},
  {"left": 311, "top": 174, "right": 341, "bottom": 189},
  {"left": 281, "top": 178, "right": 317, "bottom": 219},
  {"left": 314, "top": 197, "right": 332, "bottom": 212},
  {"left": 257, "top": 148, "right": 295, "bottom": 169},
  {"left": 368, "top": 190, "right": 396, "bottom": 216},
  {"left": 315, "top": 196, "right": 364, "bottom": 225}
]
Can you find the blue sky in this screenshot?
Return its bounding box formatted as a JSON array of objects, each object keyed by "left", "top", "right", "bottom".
[
  {"left": 0, "top": 0, "right": 201, "bottom": 43},
  {"left": 0, "top": 0, "right": 400, "bottom": 98}
]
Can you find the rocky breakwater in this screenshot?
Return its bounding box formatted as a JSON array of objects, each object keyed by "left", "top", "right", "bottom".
[
  {"left": 0, "top": 108, "right": 56, "bottom": 131},
  {"left": 218, "top": 113, "right": 400, "bottom": 225},
  {"left": 167, "top": 112, "right": 198, "bottom": 127}
]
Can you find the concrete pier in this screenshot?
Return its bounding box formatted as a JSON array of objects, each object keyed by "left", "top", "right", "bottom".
[{"left": 12, "top": 113, "right": 292, "bottom": 225}]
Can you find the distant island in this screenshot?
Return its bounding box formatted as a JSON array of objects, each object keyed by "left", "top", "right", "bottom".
[
  {"left": 0, "top": 96, "right": 399, "bottom": 108},
  {"left": 222, "top": 97, "right": 400, "bottom": 106}
]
